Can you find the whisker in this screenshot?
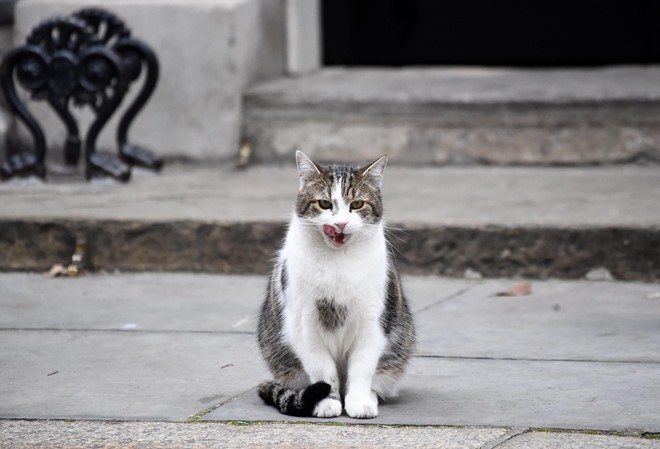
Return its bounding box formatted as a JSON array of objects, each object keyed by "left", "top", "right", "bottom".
[
  {"left": 384, "top": 223, "right": 413, "bottom": 234},
  {"left": 383, "top": 229, "right": 406, "bottom": 244},
  {"left": 386, "top": 238, "right": 405, "bottom": 258}
]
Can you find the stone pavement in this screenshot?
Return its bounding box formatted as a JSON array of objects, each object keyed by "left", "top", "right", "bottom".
[{"left": 1, "top": 272, "right": 659, "bottom": 447}]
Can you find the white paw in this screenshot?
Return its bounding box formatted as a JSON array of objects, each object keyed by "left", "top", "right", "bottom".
[
  {"left": 345, "top": 398, "right": 378, "bottom": 419},
  {"left": 312, "top": 398, "right": 342, "bottom": 418}
]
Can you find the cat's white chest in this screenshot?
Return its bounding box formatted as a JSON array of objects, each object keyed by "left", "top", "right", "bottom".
[
  {"left": 282, "top": 219, "right": 389, "bottom": 365},
  {"left": 283, "top": 219, "right": 388, "bottom": 309}
]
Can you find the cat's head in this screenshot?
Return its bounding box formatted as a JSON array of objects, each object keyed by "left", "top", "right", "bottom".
[{"left": 295, "top": 151, "right": 387, "bottom": 250}]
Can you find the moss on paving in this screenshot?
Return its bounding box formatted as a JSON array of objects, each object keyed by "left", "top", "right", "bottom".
[{"left": 531, "top": 427, "right": 659, "bottom": 440}]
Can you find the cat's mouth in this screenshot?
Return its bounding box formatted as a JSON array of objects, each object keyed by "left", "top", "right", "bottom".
[{"left": 323, "top": 224, "right": 349, "bottom": 247}]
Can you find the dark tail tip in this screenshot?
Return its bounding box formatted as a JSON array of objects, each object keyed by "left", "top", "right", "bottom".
[
  {"left": 257, "top": 380, "right": 332, "bottom": 417},
  {"left": 303, "top": 381, "right": 331, "bottom": 404}
]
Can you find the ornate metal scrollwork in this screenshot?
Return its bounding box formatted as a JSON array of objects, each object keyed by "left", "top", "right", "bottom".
[{"left": 0, "top": 8, "right": 162, "bottom": 182}]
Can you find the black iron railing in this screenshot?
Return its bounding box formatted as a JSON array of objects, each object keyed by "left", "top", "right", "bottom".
[{"left": 0, "top": 8, "right": 162, "bottom": 182}]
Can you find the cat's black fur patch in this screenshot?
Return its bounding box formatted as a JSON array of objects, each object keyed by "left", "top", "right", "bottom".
[{"left": 316, "top": 298, "right": 348, "bottom": 331}]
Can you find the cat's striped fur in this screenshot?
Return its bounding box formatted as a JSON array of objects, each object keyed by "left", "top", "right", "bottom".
[{"left": 257, "top": 151, "right": 416, "bottom": 419}]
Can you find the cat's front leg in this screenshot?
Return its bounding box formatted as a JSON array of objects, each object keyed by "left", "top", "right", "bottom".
[
  {"left": 313, "top": 394, "right": 343, "bottom": 418},
  {"left": 293, "top": 334, "right": 343, "bottom": 418},
  {"left": 345, "top": 322, "right": 386, "bottom": 419}
]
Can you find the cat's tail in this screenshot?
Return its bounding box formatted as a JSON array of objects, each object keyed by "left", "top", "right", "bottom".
[{"left": 258, "top": 380, "right": 331, "bottom": 417}]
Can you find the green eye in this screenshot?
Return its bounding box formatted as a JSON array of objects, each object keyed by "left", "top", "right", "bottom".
[
  {"left": 350, "top": 200, "right": 365, "bottom": 210},
  {"left": 318, "top": 199, "right": 332, "bottom": 210}
]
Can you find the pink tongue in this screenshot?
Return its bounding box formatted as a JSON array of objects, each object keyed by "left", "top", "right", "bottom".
[{"left": 323, "top": 224, "right": 337, "bottom": 237}]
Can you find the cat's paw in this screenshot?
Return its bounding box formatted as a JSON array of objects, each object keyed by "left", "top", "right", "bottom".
[
  {"left": 345, "top": 398, "right": 378, "bottom": 419},
  {"left": 312, "top": 398, "right": 342, "bottom": 418}
]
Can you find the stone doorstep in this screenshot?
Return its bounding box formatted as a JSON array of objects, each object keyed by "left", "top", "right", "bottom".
[
  {"left": 243, "top": 67, "right": 660, "bottom": 165},
  {"left": 0, "top": 219, "right": 658, "bottom": 282}
]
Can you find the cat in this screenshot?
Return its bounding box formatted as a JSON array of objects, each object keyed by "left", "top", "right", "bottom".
[{"left": 257, "top": 151, "right": 416, "bottom": 419}]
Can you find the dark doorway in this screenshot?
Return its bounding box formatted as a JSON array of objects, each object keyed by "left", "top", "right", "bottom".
[{"left": 322, "top": 1, "right": 660, "bottom": 66}]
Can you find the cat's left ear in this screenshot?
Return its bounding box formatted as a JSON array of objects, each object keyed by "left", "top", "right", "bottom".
[
  {"left": 296, "top": 151, "right": 322, "bottom": 190},
  {"left": 360, "top": 155, "right": 388, "bottom": 188}
]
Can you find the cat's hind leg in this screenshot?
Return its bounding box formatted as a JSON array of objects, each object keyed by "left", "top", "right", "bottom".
[{"left": 371, "top": 370, "right": 403, "bottom": 400}]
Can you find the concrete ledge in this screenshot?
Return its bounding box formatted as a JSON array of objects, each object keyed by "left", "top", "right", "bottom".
[
  {"left": 0, "top": 219, "right": 282, "bottom": 274},
  {"left": 1, "top": 218, "right": 658, "bottom": 281},
  {"left": 244, "top": 67, "right": 660, "bottom": 165},
  {"left": 10, "top": 0, "right": 285, "bottom": 162}
]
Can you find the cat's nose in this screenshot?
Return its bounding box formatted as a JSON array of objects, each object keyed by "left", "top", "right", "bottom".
[{"left": 335, "top": 222, "right": 348, "bottom": 232}]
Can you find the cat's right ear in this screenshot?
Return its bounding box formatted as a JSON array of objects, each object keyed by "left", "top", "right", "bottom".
[{"left": 295, "top": 151, "right": 322, "bottom": 190}]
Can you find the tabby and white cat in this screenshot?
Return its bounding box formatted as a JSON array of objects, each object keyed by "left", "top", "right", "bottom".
[{"left": 257, "top": 151, "right": 416, "bottom": 419}]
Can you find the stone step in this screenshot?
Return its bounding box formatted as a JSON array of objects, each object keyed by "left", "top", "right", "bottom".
[
  {"left": 1, "top": 164, "right": 658, "bottom": 281},
  {"left": 243, "top": 67, "right": 660, "bottom": 165}
]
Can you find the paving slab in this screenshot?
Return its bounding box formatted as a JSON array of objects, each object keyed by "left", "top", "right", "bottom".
[
  {"left": 203, "top": 357, "right": 660, "bottom": 432},
  {"left": 404, "top": 276, "right": 476, "bottom": 312},
  {"left": 416, "top": 279, "right": 660, "bottom": 362},
  {"left": 1, "top": 164, "right": 659, "bottom": 280},
  {"left": 0, "top": 420, "right": 511, "bottom": 449},
  {"left": 0, "top": 272, "right": 265, "bottom": 333},
  {"left": 0, "top": 273, "right": 471, "bottom": 332},
  {"left": 0, "top": 330, "right": 266, "bottom": 421}
]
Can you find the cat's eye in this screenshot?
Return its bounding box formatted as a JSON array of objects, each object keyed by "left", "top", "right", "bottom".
[
  {"left": 318, "top": 199, "right": 333, "bottom": 210},
  {"left": 350, "top": 200, "right": 365, "bottom": 210}
]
